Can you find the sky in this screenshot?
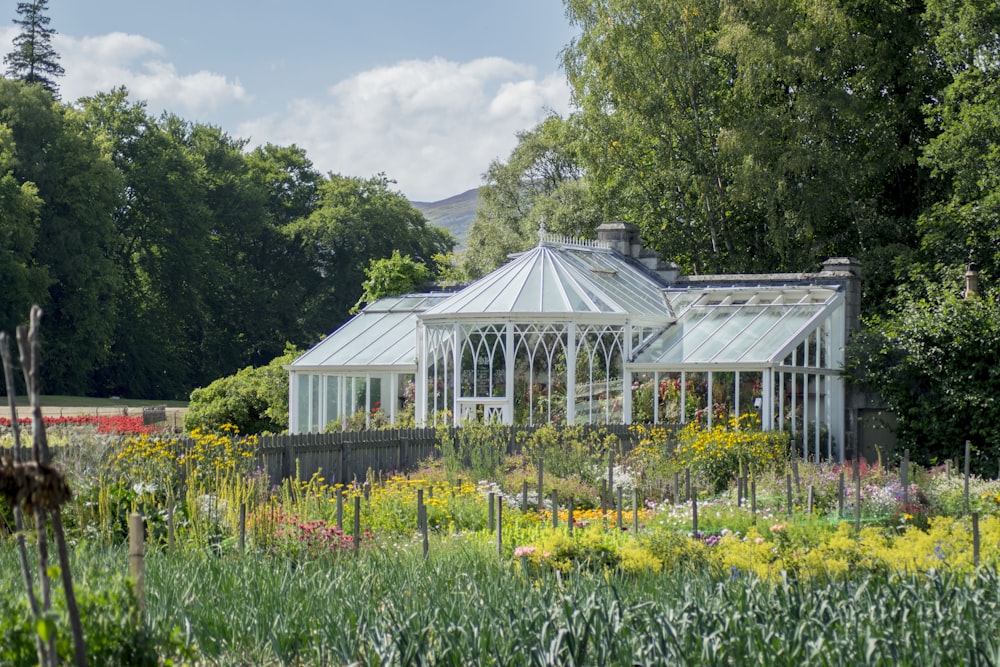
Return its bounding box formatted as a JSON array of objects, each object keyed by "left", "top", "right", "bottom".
[{"left": 3, "top": 1, "right": 577, "bottom": 202}]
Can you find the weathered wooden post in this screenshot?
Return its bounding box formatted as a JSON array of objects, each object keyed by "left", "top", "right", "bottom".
[
  {"left": 901, "top": 449, "right": 909, "bottom": 509},
  {"left": 551, "top": 489, "right": 559, "bottom": 529},
  {"left": 973, "top": 512, "right": 980, "bottom": 567},
  {"left": 487, "top": 491, "right": 495, "bottom": 531},
  {"left": 632, "top": 488, "right": 639, "bottom": 534},
  {"left": 786, "top": 474, "right": 793, "bottom": 515},
  {"left": 692, "top": 486, "right": 699, "bottom": 535},
  {"left": 521, "top": 480, "right": 528, "bottom": 514},
  {"left": 417, "top": 489, "right": 428, "bottom": 559},
  {"left": 129, "top": 513, "right": 145, "bottom": 613},
  {"left": 807, "top": 485, "right": 814, "bottom": 514},
  {"left": 336, "top": 490, "right": 344, "bottom": 531},
  {"left": 238, "top": 502, "right": 246, "bottom": 553},
  {"left": 751, "top": 479, "right": 757, "bottom": 525},
  {"left": 568, "top": 497, "right": 574, "bottom": 536},
  {"left": 616, "top": 486, "right": 624, "bottom": 530},
  {"left": 353, "top": 495, "right": 361, "bottom": 555},
  {"left": 496, "top": 495, "right": 503, "bottom": 556},
  {"left": 965, "top": 440, "right": 972, "bottom": 515},
  {"left": 838, "top": 472, "right": 845, "bottom": 519},
  {"left": 537, "top": 458, "right": 544, "bottom": 512}
]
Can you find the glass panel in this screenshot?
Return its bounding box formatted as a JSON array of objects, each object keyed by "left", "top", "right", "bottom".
[
  {"left": 370, "top": 376, "right": 383, "bottom": 418},
  {"left": 711, "top": 371, "right": 736, "bottom": 424},
  {"left": 325, "top": 376, "right": 340, "bottom": 427},
  {"left": 685, "top": 372, "right": 708, "bottom": 424},
  {"left": 658, "top": 372, "right": 683, "bottom": 423},
  {"left": 745, "top": 310, "right": 818, "bottom": 363},
  {"left": 296, "top": 374, "right": 310, "bottom": 433},
  {"left": 631, "top": 372, "right": 656, "bottom": 423},
  {"left": 685, "top": 309, "right": 748, "bottom": 362},
  {"left": 310, "top": 375, "right": 321, "bottom": 432},
  {"left": 738, "top": 371, "right": 763, "bottom": 426}
]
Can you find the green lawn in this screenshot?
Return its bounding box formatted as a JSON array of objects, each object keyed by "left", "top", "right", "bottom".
[{"left": 9, "top": 395, "right": 188, "bottom": 408}]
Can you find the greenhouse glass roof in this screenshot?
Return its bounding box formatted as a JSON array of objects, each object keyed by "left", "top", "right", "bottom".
[
  {"left": 631, "top": 286, "right": 841, "bottom": 369},
  {"left": 421, "top": 240, "right": 673, "bottom": 324},
  {"left": 289, "top": 294, "right": 450, "bottom": 371}
]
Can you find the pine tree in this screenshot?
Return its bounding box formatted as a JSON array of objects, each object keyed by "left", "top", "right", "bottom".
[{"left": 4, "top": 0, "right": 64, "bottom": 96}]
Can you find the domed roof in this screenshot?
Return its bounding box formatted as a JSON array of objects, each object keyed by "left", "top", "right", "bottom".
[{"left": 421, "top": 237, "right": 673, "bottom": 324}]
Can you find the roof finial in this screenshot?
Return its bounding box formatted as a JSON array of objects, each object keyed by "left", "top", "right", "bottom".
[{"left": 537, "top": 220, "right": 547, "bottom": 246}]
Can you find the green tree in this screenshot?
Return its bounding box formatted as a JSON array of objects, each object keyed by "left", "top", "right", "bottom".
[
  {"left": 846, "top": 275, "right": 1000, "bottom": 473},
  {"left": 462, "top": 115, "right": 602, "bottom": 277},
  {"left": 918, "top": 0, "right": 1000, "bottom": 277},
  {"left": 352, "top": 250, "right": 431, "bottom": 313},
  {"left": 0, "top": 80, "right": 120, "bottom": 394},
  {"left": 562, "top": 0, "right": 933, "bottom": 288},
  {"left": 184, "top": 346, "right": 300, "bottom": 434},
  {"left": 289, "top": 173, "right": 454, "bottom": 336},
  {"left": 4, "top": 0, "right": 64, "bottom": 96},
  {"left": 0, "top": 123, "right": 47, "bottom": 338}
]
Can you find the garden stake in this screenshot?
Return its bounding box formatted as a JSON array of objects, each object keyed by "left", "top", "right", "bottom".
[
  {"left": 552, "top": 490, "right": 558, "bottom": 529},
  {"left": 239, "top": 502, "right": 246, "bottom": 553},
  {"left": 965, "top": 440, "right": 971, "bottom": 514},
  {"left": 537, "top": 458, "right": 544, "bottom": 511},
  {"left": 786, "top": 474, "right": 793, "bottom": 515},
  {"left": 336, "top": 491, "right": 343, "bottom": 530},
  {"left": 488, "top": 491, "right": 495, "bottom": 531},
  {"left": 617, "top": 486, "right": 623, "bottom": 530},
  {"left": 608, "top": 451, "right": 614, "bottom": 500},
  {"left": 973, "top": 512, "right": 980, "bottom": 566},
  {"left": 496, "top": 496, "right": 503, "bottom": 556},
  {"left": 838, "top": 472, "right": 845, "bottom": 519},
  {"left": 600, "top": 480, "right": 607, "bottom": 522},
  {"left": 129, "top": 513, "right": 145, "bottom": 613},
  {"left": 807, "top": 485, "right": 813, "bottom": 514},
  {"left": 902, "top": 449, "right": 909, "bottom": 509},
  {"left": 855, "top": 471, "right": 862, "bottom": 533},
  {"left": 521, "top": 480, "right": 528, "bottom": 514},
  {"left": 692, "top": 487, "right": 698, "bottom": 535},
  {"left": 417, "top": 489, "right": 428, "bottom": 559},
  {"left": 568, "top": 497, "right": 574, "bottom": 535},
  {"left": 167, "top": 498, "right": 175, "bottom": 553},
  {"left": 353, "top": 495, "right": 361, "bottom": 555},
  {"left": 751, "top": 480, "right": 757, "bottom": 525},
  {"left": 632, "top": 488, "right": 639, "bottom": 534},
  {"left": 685, "top": 468, "right": 691, "bottom": 502}
]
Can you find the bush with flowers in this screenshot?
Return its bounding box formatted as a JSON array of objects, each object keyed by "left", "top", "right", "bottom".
[{"left": 672, "top": 414, "right": 790, "bottom": 492}]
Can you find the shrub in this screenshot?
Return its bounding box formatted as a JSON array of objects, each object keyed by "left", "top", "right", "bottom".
[
  {"left": 184, "top": 346, "right": 298, "bottom": 434},
  {"left": 672, "top": 416, "right": 790, "bottom": 492}
]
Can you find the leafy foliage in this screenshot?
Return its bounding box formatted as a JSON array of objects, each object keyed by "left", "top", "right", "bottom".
[
  {"left": 352, "top": 250, "right": 431, "bottom": 313},
  {"left": 847, "top": 278, "right": 1000, "bottom": 471},
  {"left": 184, "top": 346, "right": 299, "bottom": 434}
]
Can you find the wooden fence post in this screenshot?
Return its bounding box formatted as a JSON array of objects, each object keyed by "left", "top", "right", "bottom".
[
  {"left": 238, "top": 502, "right": 246, "bottom": 553},
  {"left": 616, "top": 486, "right": 623, "bottom": 531},
  {"left": 692, "top": 487, "right": 698, "bottom": 535},
  {"left": 488, "top": 492, "right": 495, "bottom": 532},
  {"left": 751, "top": 480, "right": 757, "bottom": 525},
  {"left": 632, "top": 488, "right": 639, "bottom": 534},
  {"left": 521, "top": 480, "right": 528, "bottom": 514},
  {"left": 353, "top": 495, "right": 361, "bottom": 555},
  {"left": 901, "top": 449, "right": 909, "bottom": 508},
  {"left": 786, "top": 474, "right": 793, "bottom": 515},
  {"left": 551, "top": 490, "right": 558, "bottom": 529},
  {"left": 496, "top": 495, "right": 503, "bottom": 556},
  {"left": 965, "top": 440, "right": 971, "bottom": 515},
  {"left": 973, "top": 512, "right": 980, "bottom": 567},
  {"left": 128, "top": 513, "right": 145, "bottom": 613}
]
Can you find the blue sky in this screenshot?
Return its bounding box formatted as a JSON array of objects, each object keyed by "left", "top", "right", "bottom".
[{"left": 5, "top": 1, "right": 577, "bottom": 201}]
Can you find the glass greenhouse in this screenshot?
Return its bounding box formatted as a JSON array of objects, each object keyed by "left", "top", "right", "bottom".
[{"left": 288, "top": 225, "right": 858, "bottom": 461}]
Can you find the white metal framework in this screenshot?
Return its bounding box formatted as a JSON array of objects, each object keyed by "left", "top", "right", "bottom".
[{"left": 287, "top": 236, "right": 849, "bottom": 460}]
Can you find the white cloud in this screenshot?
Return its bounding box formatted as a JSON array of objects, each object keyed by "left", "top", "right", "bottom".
[
  {"left": 239, "top": 57, "right": 572, "bottom": 202},
  {"left": 48, "top": 31, "right": 250, "bottom": 114}
]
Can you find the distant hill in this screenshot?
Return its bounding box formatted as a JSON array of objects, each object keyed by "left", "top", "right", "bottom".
[{"left": 412, "top": 188, "right": 479, "bottom": 247}]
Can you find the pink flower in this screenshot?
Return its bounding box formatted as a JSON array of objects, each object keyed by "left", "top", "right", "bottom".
[{"left": 514, "top": 546, "right": 536, "bottom": 558}]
